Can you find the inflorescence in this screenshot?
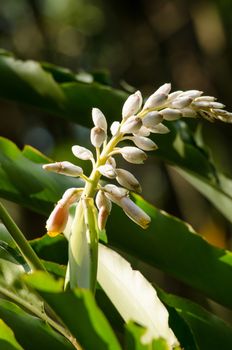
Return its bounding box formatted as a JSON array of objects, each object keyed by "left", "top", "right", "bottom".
[{"left": 43, "top": 83, "right": 232, "bottom": 236}]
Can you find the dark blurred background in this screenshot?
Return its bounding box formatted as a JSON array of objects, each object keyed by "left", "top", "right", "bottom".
[{"left": 1, "top": 0, "right": 232, "bottom": 319}]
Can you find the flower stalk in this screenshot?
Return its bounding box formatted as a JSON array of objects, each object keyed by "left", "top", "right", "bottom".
[{"left": 0, "top": 201, "right": 45, "bottom": 272}]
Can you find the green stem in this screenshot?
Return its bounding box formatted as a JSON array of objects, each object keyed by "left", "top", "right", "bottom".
[{"left": 0, "top": 201, "right": 45, "bottom": 272}]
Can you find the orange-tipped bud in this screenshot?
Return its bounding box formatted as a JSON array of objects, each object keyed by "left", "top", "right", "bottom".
[{"left": 46, "top": 203, "right": 69, "bottom": 237}]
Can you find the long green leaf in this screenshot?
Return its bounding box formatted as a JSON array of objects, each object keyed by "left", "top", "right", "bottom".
[
  {"left": 159, "top": 289, "right": 232, "bottom": 350},
  {"left": 0, "top": 300, "right": 75, "bottom": 350},
  {"left": 0, "top": 53, "right": 127, "bottom": 125},
  {"left": 0, "top": 318, "right": 24, "bottom": 350},
  {"left": 25, "top": 271, "right": 122, "bottom": 350}
]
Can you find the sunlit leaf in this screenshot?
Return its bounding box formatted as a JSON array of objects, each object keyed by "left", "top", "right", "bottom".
[{"left": 25, "top": 271, "right": 122, "bottom": 350}]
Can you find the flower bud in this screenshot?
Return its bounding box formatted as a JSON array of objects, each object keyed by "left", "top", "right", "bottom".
[
  {"left": 46, "top": 203, "right": 69, "bottom": 237},
  {"left": 96, "top": 190, "right": 112, "bottom": 212},
  {"left": 178, "top": 90, "right": 203, "bottom": 99},
  {"left": 131, "top": 136, "right": 158, "bottom": 151},
  {"left": 171, "top": 96, "right": 192, "bottom": 109},
  {"left": 121, "top": 116, "right": 142, "bottom": 134},
  {"left": 194, "top": 96, "right": 215, "bottom": 102},
  {"left": 160, "top": 108, "right": 182, "bottom": 121},
  {"left": 181, "top": 108, "right": 197, "bottom": 118},
  {"left": 119, "top": 197, "right": 151, "bottom": 229},
  {"left": 115, "top": 168, "right": 141, "bottom": 193},
  {"left": 149, "top": 123, "right": 170, "bottom": 134},
  {"left": 90, "top": 126, "right": 106, "bottom": 148},
  {"left": 143, "top": 111, "right": 163, "bottom": 130},
  {"left": 119, "top": 146, "right": 147, "bottom": 164},
  {"left": 191, "top": 101, "right": 225, "bottom": 109},
  {"left": 72, "top": 145, "right": 93, "bottom": 160},
  {"left": 122, "top": 91, "right": 142, "bottom": 119},
  {"left": 153, "top": 82, "right": 172, "bottom": 96},
  {"left": 143, "top": 93, "right": 168, "bottom": 110},
  {"left": 104, "top": 184, "right": 128, "bottom": 202},
  {"left": 106, "top": 156, "right": 116, "bottom": 168},
  {"left": 136, "top": 126, "right": 151, "bottom": 137},
  {"left": 59, "top": 188, "right": 83, "bottom": 207},
  {"left": 110, "top": 121, "right": 120, "bottom": 136},
  {"left": 92, "top": 108, "right": 107, "bottom": 131},
  {"left": 143, "top": 83, "right": 171, "bottom": 110},
  {"left": 98, "top": 206, "right": 110, "bottom": 230},
  {"left": 167, "top": 90, "right": 183, "bottom": 101},
  {"left": 43, "top": 161, "right": 83, "bottom": 177},
  {"left": 98, "top": 164, "right": 116, "bottom": 179}
]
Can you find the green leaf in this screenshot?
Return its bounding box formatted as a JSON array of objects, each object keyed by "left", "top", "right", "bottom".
[
  {"left": 125, "top": 322, "right": 169, "bottom": 350},
  {"left": 0, "top": 53, "right": 127, "bottom": 125},
  {"left": 108, "top": 195, "right": 232, "bottom": 309},
  {"left": 0, "top": 137, "right": 81, "bottom": 215},
  {"left": 0, "top": 299, "right": 75, "bottom": 350},
  {"left": 0, "top": 318, "right": 24, "bottom": 350},
  {"left": 25, "top": 271, "right": 122, "bottom": 350},
  {"left": 0, "top": 243, "right": 76, "bottom": 349},
  {"left": 159, "top": 289, "right": 232, "bottom": 350},
  {"left": 175, "top": 168, "right": 232, "bottom": 224}
]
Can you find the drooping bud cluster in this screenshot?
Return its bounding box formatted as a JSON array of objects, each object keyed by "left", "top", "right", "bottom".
[{"left": 43, "top": 83, "right": 232, "bottom": 236}]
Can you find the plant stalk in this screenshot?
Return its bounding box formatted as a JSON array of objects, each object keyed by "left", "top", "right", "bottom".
[{"left": 0, "top": 201, "right": 45, "bottom": 271}]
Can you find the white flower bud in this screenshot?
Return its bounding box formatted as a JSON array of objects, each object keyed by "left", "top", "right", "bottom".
[
  {"left": 106, "top": 156, "right": 116, "bottom": 168},
  {"left": 92, "top": 108, "right": 107, "bottom": 131},
  {"left": 181, "top": 108, "right": 197, "bottom": 118},
  {"left": 171, "top": 96, "right": 192, "bottom": 109},
  {"left": 46, "top": 203, "right": 69, "bottom": 237},
  {"left": 131, "top": 136, "right": 158, "bottom": 151},
  {"left": 191, "top": 101, "right": 225, "bottom": 109},
  {"left": 160, "top": 108, "right": 182, "bottom": 121},
  {"left": 104, "top": 184, "right": 128, "bottom": 201},
  {"left": 90, "top": 126, "right": 106, "bottom": 148},
  {"left": 122, "top": 90, "right": 143, "bottom": 119},
  {"left": 213, "top": 109, "right": 232, "bottom": 117},
  {"left": 110, "top": 121, "right": 120, "bottom": 136},
  {"left": 136, "top": 126, "right": 151, "bottom": 137},
  {"left": 194, "top": 96, "right": 216, "bottom": 102},
  {"left": 96, "top": 190, "right": 112, "bottom": 212},
  {"left": 119, "top": 146, "right": 147, "bottom": 164},
  {"left": 143, "top": 93, "right": 168, "bottom": 110},
  {"left": 72, "top": 145, "right": 93, "bottom": 160},
  {"left": 59, "top": 188, "right": 83, "bottom": 207},
  {"left": 178, "top": 90, "right": 203, "bottom": 99},
  {"left": 115, "top": 168, "right": 141, "bottom": 193},
  {"left": 167, "top": 90, "right": 183, "bottom": 101},
  {"left": 121, "top": 116, "right": 142, "bottom": 134},
  {"left": 149, "top": 123, "right": 170, "bottom": 134},
  {"left": 98, "top": 206, "right": 110, "bottom": 230},
  {"left": 143, "top": 111, "right": 163, "bottom": 130},
  {"left": 153, "top": 82, "right": 172, "bottom": 96},
  {"left": 119, "top": 197, "right": 151, "bottom": 229},
  {"left": 143, "top": 83, "right": 171, "bottom": 110},
  {"left": 42, "top": 161, "right": 83, "bottom": 177},
  {"left": 98, "top": 164, "right": 116, "bottom": 179}
]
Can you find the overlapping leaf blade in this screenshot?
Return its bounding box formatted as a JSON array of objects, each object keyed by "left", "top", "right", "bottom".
[{"left": 25, "top": 271, "right": 122, "bottom": 350}]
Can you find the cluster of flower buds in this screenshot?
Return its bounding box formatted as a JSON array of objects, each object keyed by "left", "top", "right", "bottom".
[{"left": 43, "top": 83, "right": 232, "bottom": 237}]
